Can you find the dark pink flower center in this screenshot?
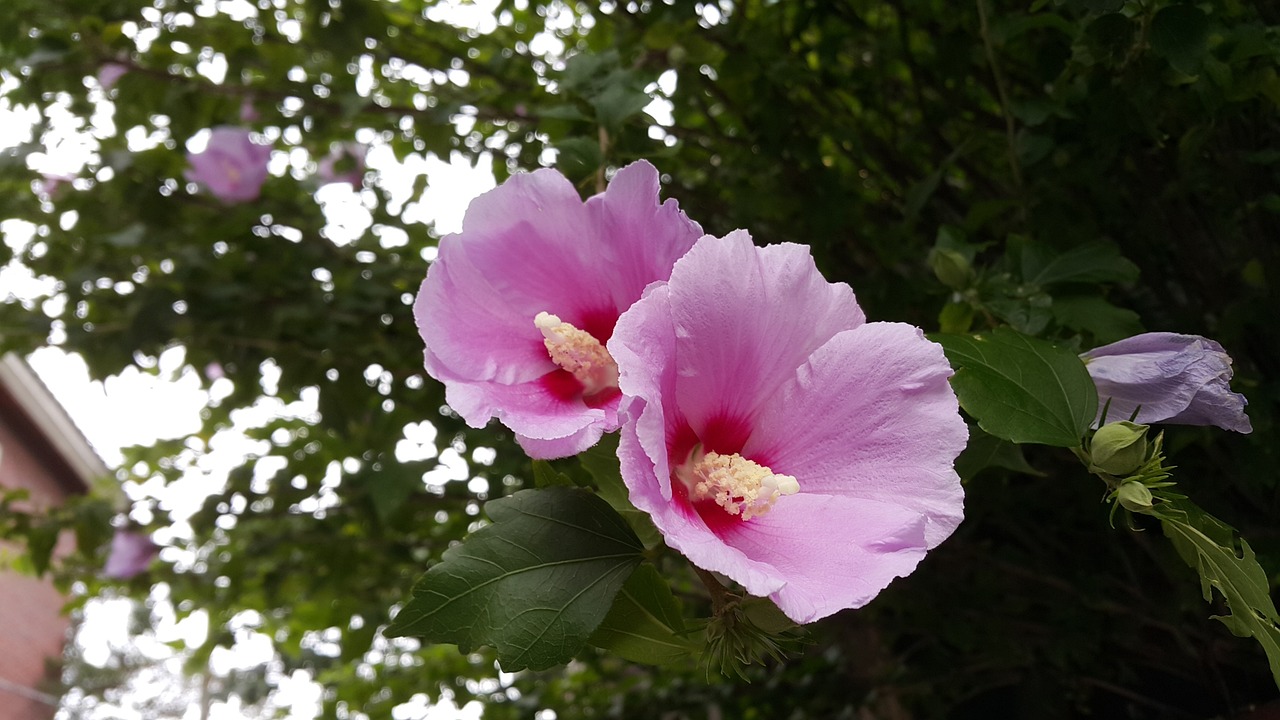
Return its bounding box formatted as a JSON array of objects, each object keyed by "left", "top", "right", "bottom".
[
  {"left": 667, "top": 414, "right": 794, "bottom": 529},
  {"left": 535, "top": 308, "right": 621, "bottom": 406}
]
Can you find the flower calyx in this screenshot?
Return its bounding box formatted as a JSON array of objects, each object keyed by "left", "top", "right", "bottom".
[{"left": 1088, "top": 420, "right": 1150, "bottom": 477}]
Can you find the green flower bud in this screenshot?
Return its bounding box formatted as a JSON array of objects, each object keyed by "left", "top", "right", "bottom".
[
  {"left": 1116, "top": 480, "right": 1154, "bottom": 513},
  {"left": 929, "top": 248, "right": 973, "bottom": 290},
  {"left": 1089, "top": 421, "right": 1149, "bottom": 477}
]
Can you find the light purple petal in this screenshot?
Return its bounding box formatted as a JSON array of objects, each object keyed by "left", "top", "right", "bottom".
[
  {"left": 665, "top": 232, "right": 865, "bottom": 440},
  {"left": 103, "top": 529, "right": 158, "bottom": 580},
  {"left": 717, "top": 494, "right": 929, "bottom": 623},
  {"left": 745, "top": 322, "right": 967, "bottom": 547},
  {"left": 415, "top": 162, "right": 702, "bottom": 459},
  {"left": 98, "top": 63, "right": 128, "bottom": 90},
  {"left": 516, "top": 423, "right": 606, "bottom": 459},
  {"left": 1082, "top": 332, "right": 1251, "bottom": 433}
]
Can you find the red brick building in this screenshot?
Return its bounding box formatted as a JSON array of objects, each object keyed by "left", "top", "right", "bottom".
[{"left": 0, "top": 353, "right": 108, "bottom": 719}]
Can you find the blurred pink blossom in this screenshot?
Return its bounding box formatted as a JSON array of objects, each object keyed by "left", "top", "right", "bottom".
[
  {"left": 184, "top": 127, "right": 273, "bottom": 204},
  {"left": 103, "top": 529, "right": 158, "bottom": 580},
  {"left": 97, "top": 62, "right": 128, "bottom": 90},
  {"left": 239, "top": 97, "right": 260, "bottom": 123}
]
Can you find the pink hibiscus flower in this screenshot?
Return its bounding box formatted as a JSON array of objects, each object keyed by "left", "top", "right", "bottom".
[
  {"left": 610, "top": 231, "right": 967, "bottom": 623},
  {"left": 414, "top": 161, "right": 703, "bottom": 458},
  {"left": 184, "top": 127, "right": 273, "bottom": 204}
]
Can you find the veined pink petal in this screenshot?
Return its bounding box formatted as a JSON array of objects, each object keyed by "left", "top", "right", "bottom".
[
  {"left": 717, "top": 494, "right": 928, "bottom": 623},
  {"left": 611, "top": 284, "right": 682, "bottom": 497},
  {"left": 415, "top": 161, "right": 703, "bottom": 458},
  {"left": 665, "top": 232, "right": 864, "bottom": 444},
  {"left": 745, "top": 322, "right": 967, "bottom": 547},
  {"left": 426, "top": 347, "right": 604, "bottom": 439},
  {"left": 586, "top": 161, "right": 705, "bottom": 309},
  {"left": 613, "top": 231, "right": 965, "bottom": 622},
  {"left": 618, "top": 422, "right": 785, "bottom": 597}
]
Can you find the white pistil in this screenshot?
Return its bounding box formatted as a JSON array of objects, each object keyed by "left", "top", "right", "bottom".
[
  {"left": 534, "top": 311, "right": 619, "bottom": 396},
  {"left": 675, "top": 445, "right": 800, "bottom": 521}
]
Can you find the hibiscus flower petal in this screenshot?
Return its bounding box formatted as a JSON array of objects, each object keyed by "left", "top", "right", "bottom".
[
  {"left": 586, "top": 161, "right": 704, "bottom": 310},
  {"left": 415, "top": 162, "right": 702, "bottom": 459},
  {"left": 427, "top": 349, "right": 604, "bottom": 441},
  {"left": 717, "top": 493, "right": 929, "bottom": 623},
  {"left": 745, "top": 322, "right": 967, "bottom": 547},
  {"left": 611, "top": 284, "right": 682, "bottom": 497},
  {"left": 618, "top": 421, "right": 785, "bottom": 598},
  {"left": 664, "top": 232, "right": 865, "bottom": 443},
  {"left": 1082, "top": 332, "right": 1251, "bottom": 433}
]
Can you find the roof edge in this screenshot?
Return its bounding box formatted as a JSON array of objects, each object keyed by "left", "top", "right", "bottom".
[{"left": 0, "top": 353, "right": 110, "bottom": 489}]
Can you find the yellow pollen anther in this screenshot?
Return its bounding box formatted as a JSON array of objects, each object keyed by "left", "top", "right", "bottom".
[
  {"left": 534, "top": 311, "right": 619, "bottom": 396},
  {"left": 675, "top": 446, "right": 800, "bottom": 521}
]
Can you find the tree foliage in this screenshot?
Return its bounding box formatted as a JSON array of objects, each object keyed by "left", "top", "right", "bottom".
[{"left": 2, "top": 0, "right": 1279, "bottom": 717}]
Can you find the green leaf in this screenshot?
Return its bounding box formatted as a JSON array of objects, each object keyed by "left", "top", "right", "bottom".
[
  {"left": 933, "top": 327, "right": 1098, "bottom": 447},
  {"left": 591, "top": 82, "right": 653, "bottom": 129},
  {"left": 1084, "top": 13, "right": 1136, "bottom": 64},
  {"left": 1020, "top": 240, "right": 1139, "bottom": 287},
  {"left": 588, "top": 563, "right": 696, "bottom": 666},
  {"left": 369, "top": 468, "right": 420, "bottom": 522},
  {"left": 532, "top": 460, "right": 574, "bottom": 488},
  {"left": 385, "top": 487, "right": 644, "bottom": 671},
  {"left": 954, "top": 426, "right": 1045, "bottom": 481},
  {"left": 1152, "top": 498, "right": 1280, "bottom": 689},
  {"left": 938, "top": 302, "right": 975, "bottom": 334},
  {"left": 1151, "top": 5, "right": 1210, "bottom": 76},
  {"left": 1050, "top": 294, "right": 1143, "bottom": 344},
  {"left": 579, "top": 434, "right": 663, "bottom": 548},
  {"left": 552, "top": 136, "right": 603, "bottom": 176}
]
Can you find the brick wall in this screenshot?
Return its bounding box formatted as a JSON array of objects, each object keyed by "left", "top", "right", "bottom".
[{"left": 0, "top": 356, "right": 101, "bottom": 720}]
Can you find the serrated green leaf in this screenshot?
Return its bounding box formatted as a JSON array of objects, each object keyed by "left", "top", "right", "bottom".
[
  {"left": 588, "top": 563, "right": 696, "bottom": 666},
  {"left": 1153, "top": 498, "right": 1280, "bottom": 690},
  {"left": 933, "top": 328, "right": 1098, "bottom": 447},
  {"left": 386, "top": 487, "right": 644, "bottom": 671},
  {"left": 1020, "top": 240, "right": 1139, "bottom": 287},
  {"left": 579, "top": 434, "right": 663, "bottom": 548},
  {"left": 1050, "top": 294, "right": 1143, "bottom": 344}
]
